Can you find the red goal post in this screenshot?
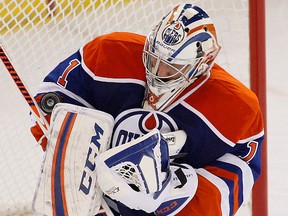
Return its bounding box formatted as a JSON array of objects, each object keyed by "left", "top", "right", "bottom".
[
  {"left": 0, "top": 0, "right": 267, "bottom": 215},
  {"left": 249, "top": 1, "right": 268, "bottom": 216}
]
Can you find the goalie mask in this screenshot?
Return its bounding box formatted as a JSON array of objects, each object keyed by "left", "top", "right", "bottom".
[{"left": 143, "top": 4, "right": 220, "bottom": 111}]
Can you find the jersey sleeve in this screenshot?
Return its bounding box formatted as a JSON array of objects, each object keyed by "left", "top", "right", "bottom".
[
  {"left": 172, "top": 65, "right": 265, "bottom": 216},
  {"left": 30, "top": 32, "right": 147, "bottom": 149},
  {"left": 176, "top": 117, "right": 264, "bottom": 216},
  {"left": 177, "top": 140, "right": 263, "bottom": 216},
  {"left": 34, "top": 32, "right": 146, "bottom": 113}
]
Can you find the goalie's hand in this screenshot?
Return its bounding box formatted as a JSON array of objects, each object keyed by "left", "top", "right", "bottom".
[
  {"left": 95, "top": 129, "right": 171, "bottom": 213},
  {"left": 95, "top": 129, "right": 198, "bottom": 214}
]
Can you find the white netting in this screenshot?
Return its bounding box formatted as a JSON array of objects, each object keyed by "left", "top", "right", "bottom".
[
  {"left": 115, "top": 162, "right": 143, "bottom": 191},
  {"left": 0, "top": 0, "right": 249, "bottom": 215}
]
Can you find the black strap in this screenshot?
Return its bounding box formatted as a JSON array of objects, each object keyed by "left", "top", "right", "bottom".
[{"left": 174, "top": 167, "right": 187, "bottom": 189}]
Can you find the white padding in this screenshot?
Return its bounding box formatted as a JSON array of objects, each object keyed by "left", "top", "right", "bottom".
[{"left": 33, "top": 103, "right": 114, "bottom": 216}]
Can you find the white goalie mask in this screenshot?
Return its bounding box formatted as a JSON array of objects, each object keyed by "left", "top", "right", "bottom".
[{"left": 143, "top": 4, "right": 221, "bottom": 111}]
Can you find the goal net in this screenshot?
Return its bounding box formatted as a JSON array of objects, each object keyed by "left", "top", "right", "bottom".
[{"left": 0, "top": 0, "right": 251, "bottom": 215}]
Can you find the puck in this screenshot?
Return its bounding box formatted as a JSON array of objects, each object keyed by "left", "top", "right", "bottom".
[{"left": 40, "top": 92, "right": 62, "bottom": 114}]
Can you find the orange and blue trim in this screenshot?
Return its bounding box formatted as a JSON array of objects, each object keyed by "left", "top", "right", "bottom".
[{"left": 51, "top": 112, "right": 77, "bottom": 216}]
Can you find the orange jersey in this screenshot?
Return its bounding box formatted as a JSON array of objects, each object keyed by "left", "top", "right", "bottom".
[{"left": 31, "top": 32, "right": 264, "bottom": 216}]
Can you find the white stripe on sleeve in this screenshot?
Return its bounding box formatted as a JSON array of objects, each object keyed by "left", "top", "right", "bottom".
[{"left": 217, "top": 153, "right": 254, "bottom": 202}]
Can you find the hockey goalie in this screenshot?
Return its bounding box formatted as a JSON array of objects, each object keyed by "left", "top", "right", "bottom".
[{"left": 30, "top": 3, "right": 264, "bottom": 216}]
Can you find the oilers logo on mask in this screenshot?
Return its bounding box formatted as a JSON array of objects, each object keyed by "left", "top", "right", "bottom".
[
  {"left": 162, "top": 21, "right": 185, "bottom": 46},
  {"left": 111, "top": 108, "right": 178, "bottom": 148}
]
